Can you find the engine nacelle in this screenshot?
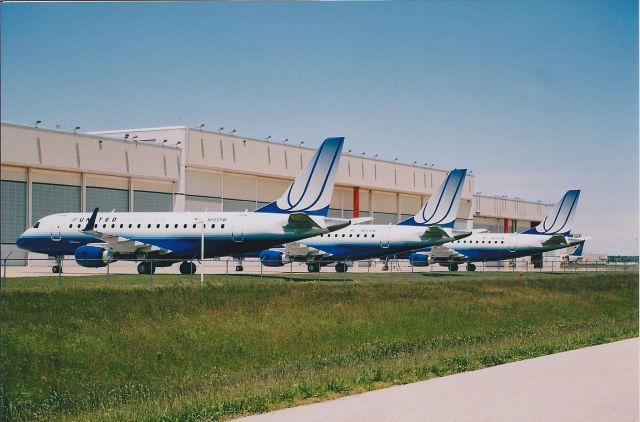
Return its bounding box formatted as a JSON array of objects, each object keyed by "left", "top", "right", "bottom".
[
  {"left": 259, "top": 250, "right": 289, "bottom": 267},
  {"left": 74, "top": 245, "right": 114, "bottom": 268},
  {"left": 409, "top": 252, "right": 430, "bottom": 267}
]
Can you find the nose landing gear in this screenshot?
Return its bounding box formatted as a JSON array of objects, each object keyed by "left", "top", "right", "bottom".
[{"left": 51, "top": 256, "right": 63, "bottom": 273}]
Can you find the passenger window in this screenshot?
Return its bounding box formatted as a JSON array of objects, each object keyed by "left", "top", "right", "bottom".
[
  {"left": 137, "top": 224, "right": 141, "bottom": 228},
  {"left": 69, "top": 224, "right": 72, "bottom": 228},
  {"left": 78, "top": 224, "right": 81, "bottom": 228},
  {"left": 364, "top": 234, "right": 367, "bottom": 237},
  {"left": 129, "top": 224, "right": 132, "bottom": 228},
  {"left": 112, "top": 224, "right": 115, "bottom": 228},
  {"left": 342, "top": 234, "right": 345, "bottom": 237},
  {"left": 221, "top": 224, "right": 225, "bottom": 229},
  {"left": 120, "top": 224, "right": 123, "bottom": 228},
  {"left": 482, "top": 241, "right": 484, "bottom": 244},
  {"left": 211, "top": 224, "right": 215, "bottom": 229},
  {"left": 372, "top": 234, "right": 375, "bottom": 238},
  {"left": 349, "top": 234, "right": 353, "bottom": 237},
  {"left": 183, "top": 224, "right": 187, "bottom": 229},
  {"left": 501, "top": 241, "right": 504, "bottom": 244},
  {"left": 165, "top": 224, "right": 169, "bottom": 228},
  {"left": 175, "top": 224, "right": 178, "bottom": 228},
  {"left": 147, "top": 224, "right": 151, "bottom": 228},
  {"left": 193, "top": 224, "right": 196, "bottom": 229}
]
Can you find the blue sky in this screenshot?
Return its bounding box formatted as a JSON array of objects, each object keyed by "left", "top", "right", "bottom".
[{"left": 2, "top": 1, "right": 637, "bottom": 254}]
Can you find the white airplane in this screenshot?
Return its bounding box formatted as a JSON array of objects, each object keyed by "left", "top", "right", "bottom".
[
  {"left": 256, "top": 169, "right": 471, "bottom": 272},
  {"left": 16, "top": 137, "right": 352, "bottom": 274},
  {"left": 408, "top": 190, "right": 585, "bottom": 271}
]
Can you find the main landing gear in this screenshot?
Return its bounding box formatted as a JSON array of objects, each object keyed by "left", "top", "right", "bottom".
[
  {"left": 51, "top": 256, "right": 63, "bottom": 273},
  {"left": 335, "top": 262, "right": 348, "bottom": 273},
  {"left": 307, "top": 262, "right": 321, "bottom": 273},
  {"left": 179, "top": 261, "right": 197, "bottom": 275},
  {"left": 466, "top": 263, "right": 476, "bottom": 272},
  {"left": 448, "top": 263, "right": 459, "bottom": 272},
  {"left": 137, "top": 261, "right": 156, "bottom": 275}
]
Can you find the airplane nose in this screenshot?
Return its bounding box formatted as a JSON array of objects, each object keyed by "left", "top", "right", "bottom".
[{"left": 16, "top": 233, "right": 28, "bottom": 250}]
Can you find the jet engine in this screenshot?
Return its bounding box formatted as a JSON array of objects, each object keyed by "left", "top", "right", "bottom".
[
  {"left": 408, "top": 252, "right": 430, "bottom": 267},
  {"left": 259, "top": 250, "right": 290, "bottom": 267},
  {"left": 74, "top": 245, "right": 115, "bottom": 268}
]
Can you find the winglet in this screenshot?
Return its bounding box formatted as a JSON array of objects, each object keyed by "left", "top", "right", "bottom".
[
  {"left": 83, "top": 208, "right": 99, "bottom": 231},
  {"left": 397, "top": 169, "right": 467, "bottom": 228},
  {"left": 255, "top": 137, "right": 345, "bottom": 216}
]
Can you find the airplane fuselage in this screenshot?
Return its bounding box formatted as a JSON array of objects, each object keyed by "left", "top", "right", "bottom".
[
  {"left": 17, "top": 211, "right": 334, "bottom": 260},
  {"left": 297, "top": 224, "right": 463, "bottom": 262},
  {"left": 431, "top": 232, "right": 583, "bottom": 263}
]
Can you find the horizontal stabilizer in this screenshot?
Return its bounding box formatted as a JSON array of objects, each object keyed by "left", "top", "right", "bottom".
[
  {"left": 542, "top": 235, "right": 568, "bottom": 246},
  {"left": 283, "top": 213, "right": 323, "bottom": 231}
]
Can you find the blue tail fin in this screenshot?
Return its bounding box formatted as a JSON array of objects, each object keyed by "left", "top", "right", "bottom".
[
  {"left": 397, "top": 169, "right": 467, "bottom": 228},
  {"left": 571, "top": 241, "right": 585, "bottom": 257},
  {"left": 255, "top": 137, "right": 344, "bottom": 216},
  {"left": 522, "top": 190, "right": 581, "bottom": 235}
]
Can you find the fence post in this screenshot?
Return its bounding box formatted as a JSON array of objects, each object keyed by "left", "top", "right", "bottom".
[
  {"left": 150, "top": 258, "right": 154, "bottom": 285},
  {"left": 106, "top": 261, "right": 110, "bottom": 283},
  {"left": 260, "top": 260, "right": 263, "bottom": 280},
  {"left": 290, "top": 261, "right": 293, "bottom": 282},
  {"left": 2, "top": 256, "right": 8, "bottom": 289},
  {"left": 58, "top": 258, "right": 62, "bottom": 286}
]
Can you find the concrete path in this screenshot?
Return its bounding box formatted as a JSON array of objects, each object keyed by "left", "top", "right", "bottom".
[{"left": 235, "top": 338, "right": 639, "bottom": 422}]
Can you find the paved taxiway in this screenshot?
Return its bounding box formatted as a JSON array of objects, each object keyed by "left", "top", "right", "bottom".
[{"left": 235, "top": 338, "right": 639, "bottom": 422}]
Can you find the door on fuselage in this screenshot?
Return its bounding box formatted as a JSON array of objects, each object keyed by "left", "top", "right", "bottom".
[
  {"left": 232, "top": 214, "right": 247, "bottom": 242},
  {"left": 379, "top": 226, "right": 390, "bottom": 248},
  {"left": 50, "top": 224, "right": 61, "bottom": 241}
]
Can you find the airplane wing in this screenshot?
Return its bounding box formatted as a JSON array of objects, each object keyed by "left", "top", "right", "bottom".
[
  {"left": 429, "top": 244, "right": 469, "bottom": 260},
  {"left": 81, "top": 208, "right": 172, "bottom": 256}
]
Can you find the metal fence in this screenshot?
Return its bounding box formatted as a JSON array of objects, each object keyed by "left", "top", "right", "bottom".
[{"left": 1, "top": 256, "right": 638, "bottom": 287}]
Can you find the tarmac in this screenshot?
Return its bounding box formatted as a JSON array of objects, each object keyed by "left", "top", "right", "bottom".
[{"left": 234, "top": 338, "right": 639, "bottom": 422}]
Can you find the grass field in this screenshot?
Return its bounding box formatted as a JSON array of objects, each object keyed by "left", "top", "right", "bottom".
[{"left": 1, "top": 272, "right": 637, "bottom": 421}]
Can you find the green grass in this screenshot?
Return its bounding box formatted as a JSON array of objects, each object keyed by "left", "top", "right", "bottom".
[{"left": 1, "top": 272, "right": 637, "bottom": 421}]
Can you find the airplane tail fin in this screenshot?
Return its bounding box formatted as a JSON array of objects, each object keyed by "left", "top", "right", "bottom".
[
  {"left": 522, "top": 190, "right": 580, "bottom": 235},
  {"left": 255, "top": 137, "right": 344, "bottom": 216},
  {"left": 571, "top": 241, "right": 585, "bottom": 257},
  {"left": 397, "top": 168, "right": 467, "bottom": 228}
]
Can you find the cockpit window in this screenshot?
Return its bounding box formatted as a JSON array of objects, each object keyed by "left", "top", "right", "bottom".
[{"left": 33, "top": 222, "right": 40, "bottom": 229}]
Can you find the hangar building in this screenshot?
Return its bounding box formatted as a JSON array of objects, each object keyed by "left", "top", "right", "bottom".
[{"left": 1, "top": 122, "right": 553, "bottom": 263}]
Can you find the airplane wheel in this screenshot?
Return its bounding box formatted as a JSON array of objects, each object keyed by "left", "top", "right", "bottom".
[
  {"left": 307, "top": 263, "right": 320, "bottom": 273},
  {"left": 335, "top": 263, "right": 348, "bottom": 273},
  {"left": 52, "top": 265, "right": 60, "bottom": 274},
  {"left": 138, "top": 262, "right": 155, "bottom": 275},
  {"left": 179, "top": 261, "right": 193, "bottom": 275},
  {"left": 236, "top": 265, "right": 244, "bottom": 272},
  {"left": 449, "top": 263, "right": 459, "bottom": 272},
  {"left": 466, "top": 263, "right": 476, "bottom": 272},
  {"left": 137, "top": 262, "right": 148, "bottom": 274}
]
